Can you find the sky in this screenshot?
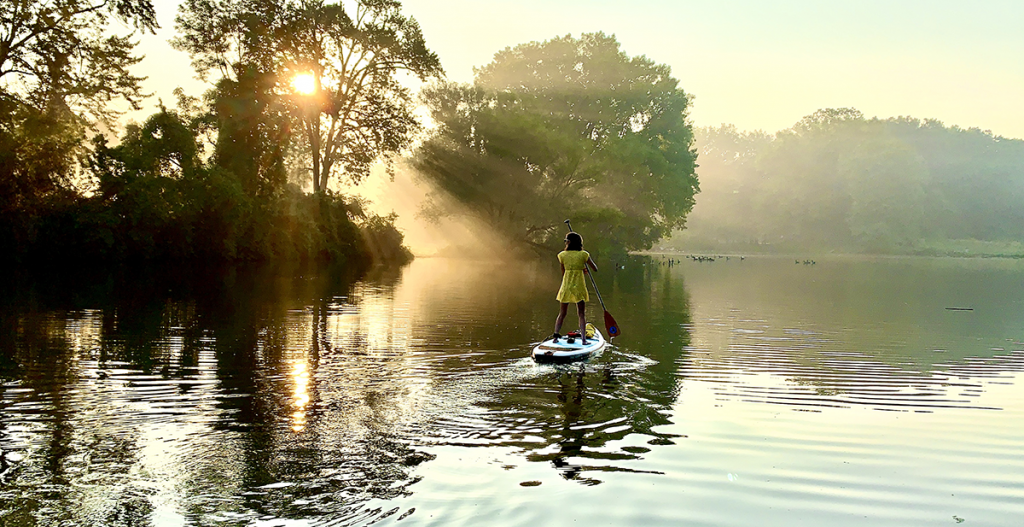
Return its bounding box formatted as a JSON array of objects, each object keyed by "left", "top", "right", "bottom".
[{"left": 132, "top": 0, "right": 1024, "bottom": 139}]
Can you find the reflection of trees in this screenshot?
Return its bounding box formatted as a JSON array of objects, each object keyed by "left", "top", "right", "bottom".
[
  {"left": 682, "top": 258, "right": 1024, "bottom": 358},
  {"left": 0, "top": 262, "right": 433, "bottom": 524},
  {"left": 0, "top": 302, "right": 154, "bottom": 524},
  {"left": 172, "top": 265, "right": 435, "bottom": 522},
  {"left": 4, "top": 254, "right": 1021, "bottom": 521}
]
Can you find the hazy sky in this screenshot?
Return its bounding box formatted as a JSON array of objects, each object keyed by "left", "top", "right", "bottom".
[{"left": 133, "top": 0, "right": 1024, "bottom": 138}]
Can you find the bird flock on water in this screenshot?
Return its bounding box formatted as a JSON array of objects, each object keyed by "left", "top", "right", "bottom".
[{"left": 611, "top": 255, "right": 821, "bottom": 269}]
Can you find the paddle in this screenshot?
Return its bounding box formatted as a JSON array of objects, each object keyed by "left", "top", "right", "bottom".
[{"left": 564, "top": 220, "right": 621, "bottom": 339}]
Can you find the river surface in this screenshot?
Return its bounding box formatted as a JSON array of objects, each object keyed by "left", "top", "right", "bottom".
[{"left": 1, "top": 255, "right": 1023, "bottom": 526}]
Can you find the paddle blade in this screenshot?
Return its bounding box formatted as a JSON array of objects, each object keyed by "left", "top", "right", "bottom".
[{"left": 604, "top": 310, "right": 620, "bottom": 338}]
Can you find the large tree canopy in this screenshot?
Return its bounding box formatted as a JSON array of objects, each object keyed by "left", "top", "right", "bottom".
[
  {"left": 1, "top": 0, "right": 155, "bottom": 117},
  {"left": 413, "top": 33, "right": 698, "bottom": 255},
  {"left": 173, "top": 0, "right": 443, "bottom": 193},
  {"left": 1, "top": 0, "right": 157, "bottom": 243}
]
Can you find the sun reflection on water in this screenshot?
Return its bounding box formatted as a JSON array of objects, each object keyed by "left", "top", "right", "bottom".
[{"left": 291, "top": 360, "right": 310, "bottom": 432}]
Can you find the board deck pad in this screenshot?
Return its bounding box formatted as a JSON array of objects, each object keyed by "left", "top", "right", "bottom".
[{"left": 532, "top": 326, "right": 606, "bottom": 363}]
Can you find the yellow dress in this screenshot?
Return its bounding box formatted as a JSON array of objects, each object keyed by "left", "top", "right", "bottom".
[{"left": 556, "top": 250, "right": 590, "bottom": 303}]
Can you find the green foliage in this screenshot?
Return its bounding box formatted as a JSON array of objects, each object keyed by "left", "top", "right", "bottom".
[
  {"left": 173, "top": 0, "right": 443, "bottom": 193},
  {"left": 413, "top": 33, "right": 698, "bottom": 255},
  {"left": 360, "top": 213, "right": 414, "bottom": 264},
  {"left": 210, "top": 67, "right": 291, "bottom": 198},
  {"left": 82, "top": 108, "right": 240, "bottom": 259},
  {"left": 0, "top": 0, "right": 157, "bottom": 254},
  {"left": 840, "top": 136, "right": 926, "bottom": 250},
  {"left": 4, "top": 106, "right": 413, "bottom": 266},
  {"left": 671, "top": 110, "right": 1024, "bottom": 254},
  {"left": 0, "top": 105, "right": 85, "bottom": 208},
  {"left": 1, "top": 1, "right": 420, "bottom": 267}
]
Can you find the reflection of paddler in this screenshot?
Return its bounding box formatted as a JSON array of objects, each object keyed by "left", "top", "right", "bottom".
[{"left": 551, "top": 232, "right": 598, "bottom": 344}]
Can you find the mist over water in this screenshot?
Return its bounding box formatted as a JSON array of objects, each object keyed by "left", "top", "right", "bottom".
[
  {"left": 2, "top": 255, "right": 1023, "bottom": 526},
  {"left": 355, "top": 163, "right": 514, "bottom": 258}
]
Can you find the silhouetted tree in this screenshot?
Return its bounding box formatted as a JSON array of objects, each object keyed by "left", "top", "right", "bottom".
[
  {"left": 86, "top": 108, "right": 241, "bottom": 259},
  {"left": 0, "top": 0, "right": 158, "bottom": 258},
  {"left": 210, "top": 67, "right": 291, "bottom": 199},
  {"left": 0, "top": 0, "right": 155, "bottom": 114},
  {"left": 173, "top": 0, "right": 443, "bottom": 194}
]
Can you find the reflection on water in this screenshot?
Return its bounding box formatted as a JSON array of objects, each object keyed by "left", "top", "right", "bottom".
[{"left": 1, "top": 256, "right": 1023, "bottom": 526}]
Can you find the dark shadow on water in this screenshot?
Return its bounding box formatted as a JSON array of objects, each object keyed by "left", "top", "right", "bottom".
[{"left": 0, "top": 260, "right": 434, "bottom": 526}]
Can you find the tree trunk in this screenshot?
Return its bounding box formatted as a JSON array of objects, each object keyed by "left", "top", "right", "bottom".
[
  {"left": 311, "top": 121, "right": 321, "bottom": 194},
  {"left": 312, "top": 69, "right": 324, "bottom": 195}
]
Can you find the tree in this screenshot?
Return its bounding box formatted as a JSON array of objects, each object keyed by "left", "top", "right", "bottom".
[
  {"left": 754, "top": 108, "right": 869, "bottom": 246},
  {"left": 679, "top": 125, "right": 773, "bottom": 245},
  {"left": 670, "top": 108, "right": 1024, "bottom": 255},
  {"left": 839, "top": 136, "right": 926, "bottom": 250},
  {"left": 413, "top": 33, "right": 699, "bottom": 254},
  {"left": 1, "top": 0, "right": 155, "bottom": 123},
  {"left": 87, "top": 108, "right": 214, "bottom": 258},
  {"left": 173, "top": 0, "right": 443, "bottom": 194},
  {"left": 209, "top": 67, "right": 292, "bottom": 198},
  {"left": 0, "top": 0, "right": 157, "bottom": 254}
]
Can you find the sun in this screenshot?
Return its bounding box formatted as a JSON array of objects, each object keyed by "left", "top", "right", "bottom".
[{"left": 291, "top": 73, "right": 316, "bottom": 95}]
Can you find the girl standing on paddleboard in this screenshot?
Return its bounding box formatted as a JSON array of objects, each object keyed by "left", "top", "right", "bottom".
[{"left": 551, "top": 232, "right": 598, "bottom": 344}]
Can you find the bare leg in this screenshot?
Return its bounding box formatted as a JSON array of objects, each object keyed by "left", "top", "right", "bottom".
[
  {"left": 553, "top": 303, "right": 569, "bottom": 337},
  {"left": 576, "top": 301, "right": 587, "bottom": 344}
]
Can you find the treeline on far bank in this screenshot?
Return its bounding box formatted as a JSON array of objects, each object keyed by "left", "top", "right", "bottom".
[{"left": 667, "top": 109, "right": 1024, "bottom": 257}]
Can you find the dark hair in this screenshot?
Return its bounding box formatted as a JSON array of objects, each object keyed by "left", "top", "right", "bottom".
[{"left": 564, "top": 232, "right": 583, "bottom": 251}]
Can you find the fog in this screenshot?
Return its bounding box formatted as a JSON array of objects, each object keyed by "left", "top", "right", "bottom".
[
  {"left": 661, "top": 109, "right": 1024, "bottom": 257},
  {"left": 355, "top": 163, "right": 511, "bottom": 259}
]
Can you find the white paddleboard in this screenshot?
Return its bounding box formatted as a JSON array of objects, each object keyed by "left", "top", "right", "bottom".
[{"left": 532, "top": 326, "right": 606, "bottom": 363}]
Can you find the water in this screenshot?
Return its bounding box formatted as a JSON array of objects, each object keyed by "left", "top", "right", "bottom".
[{"left": 1, "top": 256, "right": 1023, "bottom": 526}]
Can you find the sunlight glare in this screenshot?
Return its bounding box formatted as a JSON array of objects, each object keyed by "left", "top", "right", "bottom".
[
  {"left": 291, "top": 360, "right": 310, "bottom": 432},
  {"left": 292, "top": 74, "right": 316, "bottom": 95}
]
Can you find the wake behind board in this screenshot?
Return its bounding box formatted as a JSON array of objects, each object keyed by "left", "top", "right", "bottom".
[{"left": 532, "top": 326, "right": 606, "bottom": 363}]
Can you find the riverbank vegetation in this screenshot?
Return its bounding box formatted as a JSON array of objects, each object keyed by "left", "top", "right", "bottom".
[
  {"left": 664, "top": 109, "right": 1024, "bottom": 257},
  {"left": 1, "top": 0, "right": 435, "bottom": 266}
]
